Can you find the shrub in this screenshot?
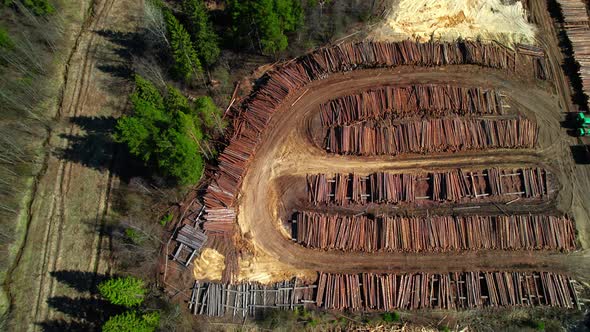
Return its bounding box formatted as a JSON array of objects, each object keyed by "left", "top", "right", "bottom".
[
  {"left": 382, "top": 311, "right": 400, "bottom": 323},
  {"left": 99, "top": 276, "right": 146, "bottom": 307},
  {"left": 0, "top": 26, "right": 13, "bottom": 49},
  {"left": 159, "top": 213, "right": 173, "bottom": 226},
  {"left": 307, "top": 318, "right": 319, "bottom": 327},
  {"left": 125, "top": 228, "right": 143, "bottom": 244},
  {"left": 4, "top": 0, "right": 55, "bottom": 15}
]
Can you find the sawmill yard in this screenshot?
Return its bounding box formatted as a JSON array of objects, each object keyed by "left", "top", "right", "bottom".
[{"left": 167, "top": 0, "right": 590, "bottom": 329}]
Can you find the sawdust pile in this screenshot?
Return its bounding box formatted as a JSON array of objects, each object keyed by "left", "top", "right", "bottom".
[
  {"left": 193, "top": 248, "right": 225, "bottom": 281},
  {"left": 371, "top": 0, "right": 536, "bottom": 45}
]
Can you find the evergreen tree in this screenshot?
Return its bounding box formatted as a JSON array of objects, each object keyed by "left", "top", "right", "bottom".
[
  {"left": 164, "top": 10, "right": 202, "bottom": 82},
  {"left": 114, "top": 76, "right": 212, "bottom": 184},
  {"left": 132, "top": 75, "right": 164, "bottom": 109},
  {"left": 102, "top": 311, "right": 160, "bottom": 332},
  {"left": 182, "top": 0, "right": 220, "bottom": 66},
  {"left": 227, "top": 0, "right": 302, "bottom": 54},
  {"left": 98, "top": 276, "right": 146, "bottom": 308}
]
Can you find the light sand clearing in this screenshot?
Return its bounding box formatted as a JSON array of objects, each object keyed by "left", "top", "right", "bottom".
[
  {"left": 371, "top": 0, "right": 536, "bottom": 46},
  {"left": 193, "top": 248, "right": 316, "bottom": 283}
]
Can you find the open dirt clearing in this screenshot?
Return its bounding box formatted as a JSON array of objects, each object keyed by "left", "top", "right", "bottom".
[
  {"left": 6, "top": 0, "right": 141, "bottom": 330},
  {"left": 225, "top": 65, "right": 590, "bottom": 281}
]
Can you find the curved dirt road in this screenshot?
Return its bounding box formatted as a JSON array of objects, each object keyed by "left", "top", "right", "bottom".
[{"left": 236, "top": 66, "right": 588, "bottom": 278}]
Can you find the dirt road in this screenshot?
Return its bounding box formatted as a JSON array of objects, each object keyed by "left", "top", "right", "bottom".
[
  {"left": 235, "top": 64, "right": 590, "bottom": 280},
  {"left": 6, "top": 0, "right": 141, "bottom": 330}
]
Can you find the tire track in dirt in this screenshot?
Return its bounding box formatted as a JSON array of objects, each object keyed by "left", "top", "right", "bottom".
[
  {"left": 235, "top": 66, "right": 589, "bottom": 278},
  {"left": 6, "top": 0, "right": 139, "bottom": 329},
  {"left": 42, "top": 0, "right": 119, "bottom": 324},
  {"left": 31, "top": 0, "right": 117, "bottom": 326}
]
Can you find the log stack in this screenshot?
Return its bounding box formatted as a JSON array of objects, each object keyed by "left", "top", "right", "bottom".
[
  {"left": 293, "top": 211, "right": 576, "bottom": 252},
  {"left": 190, "top": 279, "right": 316, "bottom": 317},
  {"left": 320, "top": 85, "right": 504, "bottom": 126},
  {"left": 202, "top": 41, "right": 547, "bottom": 235},
  {"left": 316, "top": 272, "right": 579, "bottom": 311},
  {"left": 324, "top": 117, "right": 538, "bottom": 155},
  {"left": 556, "top": 0, "right": 590, "bottom": 108},
  {"left": 307, "top": 168, "right": 552, "bottom": 206}
]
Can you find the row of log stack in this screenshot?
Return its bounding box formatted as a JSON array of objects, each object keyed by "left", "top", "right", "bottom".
[
  {"left": 306, "top": 168, "right": 552, "bottom": 206},
  {"left": 555, "top": 0, "right": 590, "bottom": 108},
  {"left": 203, "top": 41, "right": 547, "bottom": 235},
  {"left": 189, "top": 279, "right": 316, "bottom": 317},
  {"left": 292, "top": 211, "right": 576, "bottom": 252},
  {"left": 319, "top": 85, "right": 504, "bottom": 127},
  {"left": 323, "top": 117, "right": 538, "bottom": 155},
  {"left": 556, "top": 0, "right": 589, "bottom": 27},
  {"left": 315, "top": 272, "right": 579, "bottom": 311}
]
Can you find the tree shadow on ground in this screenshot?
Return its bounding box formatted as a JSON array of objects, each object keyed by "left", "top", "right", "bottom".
[
  {"left": 37, "top": 319, "right": 96, "bottom": 332},
  {"left": 49, "top": 270, "right": 109, "bottom": 295},
  {"left": 94, "top": 29, "right": 145, "bottom": 82},
  {"left": 54, "top": 115, "right": 116, "bottom": 171},
  {"left": 570, "top": 145, "right": 590, "bottom": 164},
  {"left": 54, "top": 115, "right": 152, "bottom": 182},
  {"left": 46, "top": 296, "right": 121, "bottom": 324},
  {"left": 37, "top": 270, "right": 124, "bottom": 331}
]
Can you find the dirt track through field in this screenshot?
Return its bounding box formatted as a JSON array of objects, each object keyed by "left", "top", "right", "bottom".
[
  {"left": 7, "top": 0, "right": 140, "bottom": 330},
  {"left": 235, "top": 63, "right": 590, "bottom": 280}
]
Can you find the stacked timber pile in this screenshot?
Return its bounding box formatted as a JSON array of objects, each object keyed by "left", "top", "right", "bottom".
[
  {"left": 203, "top": 41, "right": 547, "bottom": 235},
  {"left": 315, "top": 272, "right": 579, "bottom": 311},
  {"left": 306, "top": 168, "right": 551, "bottom": 206},
  {"left": 556, "top": 0, "right": 590, "bottom": 107},
  {"left": 292, "top": 211, "right": 576, "bottom": 252},
  {"left": 324, "top": 117, "right": 538, "bottom": 155},
  {"left": 516, "top": 44, "right": 550, "bottom": 80},
  {"left": 320, "top": 85, "right": 504, "bottom": 126},
  {"left": 189, "top": 279, "right": 316, "bottom": 317},
  {"left": 556, "top": 0, "right": 589, "bottom": 27}
]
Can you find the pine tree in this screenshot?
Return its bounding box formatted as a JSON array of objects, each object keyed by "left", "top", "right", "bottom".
[
  {"left": 132, "top": 75, "right": 164, "bottom": 110},
  {"left": 98, "top": 276, "right": 146, "bottom": 308},
  {"left": 114, "top": 76, "right": 208, "bottom": 184},
  {"left": 227, "top": 0, "right": 302, "bottom": 54},
  {"left": 102, "top": 311, "right": 160, "bottom": 332},
  {"left": 182, "top": 0, "right": 220, "bottom": 66},
  {"left": 164, "top": 10, "right": 202, "bottom": 82}
]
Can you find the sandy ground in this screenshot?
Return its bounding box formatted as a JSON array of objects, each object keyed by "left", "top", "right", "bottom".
[
  {"left": 370, "top": 0, "right": 536, "bottom": 46},
  {"left": 230, "top": 65, "right": 590, "bottom": 281},
  {"left": 191, "top": 0, "right": 590, "bottom": 286},
  {"left": 6, "top": 0, "right": 141, "bottom": 330}
]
